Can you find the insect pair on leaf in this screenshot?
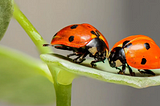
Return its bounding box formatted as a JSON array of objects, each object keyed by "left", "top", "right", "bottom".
[{"left": 44, "top": 23, "right": 160, "bottom": 76}]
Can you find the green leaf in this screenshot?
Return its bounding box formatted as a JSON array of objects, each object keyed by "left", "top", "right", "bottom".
[
  {"left": 0, "top": 0, "right": 14, "bottom": 40},
  {"left": 0, "top": 45, "right": 55, "bottom": 105},
  {"left": 40, "top": 53, "right": 160, "bottom": 88}
]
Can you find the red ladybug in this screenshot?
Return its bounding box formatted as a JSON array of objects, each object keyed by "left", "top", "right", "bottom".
[
  {"left": 44, "top": 23, "right": 109, "bottom": 67},
  {"left": 108, "top": 35, "right": 160, "bottom": 76}
]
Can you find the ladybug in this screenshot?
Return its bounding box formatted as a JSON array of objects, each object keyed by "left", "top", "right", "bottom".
[
  {"left": 108, "top": 35, "right": 160, "bottom": 76},
  {"left": 44, "top": 23, "right": 109, "bottom": 67}
]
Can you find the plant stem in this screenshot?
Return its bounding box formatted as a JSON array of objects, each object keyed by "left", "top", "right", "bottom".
[
  {"left": 13, "top": 3, "right": 72, "bottom": 106},
  {"left": 48, "top": 65, "right": 72, "bottom": 106},
  {"left": 13, "top": 3, "right": 52, "bottom": 54},
  {"left": 54, "top": 83, "right": 72, "bottom": 106}
]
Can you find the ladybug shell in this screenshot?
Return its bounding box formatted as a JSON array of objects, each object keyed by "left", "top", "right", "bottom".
[
  {"left": 112, "top": 35, "right": 155, "bottom": 50},
  {"left": 123, "top": 37, "right": 160, "bottom": 69},
  {"left": 51, "top": 23, "right": 109, "bottom": 49}
]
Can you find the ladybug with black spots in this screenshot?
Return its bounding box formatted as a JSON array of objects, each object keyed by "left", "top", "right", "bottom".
[
  {"left": 108, "top": 35, "right": 160, "bottom": 76},
  {"left": 44, "top": 23, "right": 109, "bottom": 67}
]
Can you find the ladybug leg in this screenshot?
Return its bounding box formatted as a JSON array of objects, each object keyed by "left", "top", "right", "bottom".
[
  {"left": 72, "top": 52, "right": 88, "bottom": 64},
  {"left": 118, "top": 64, "right": 135, "bottom": 76},
  {"left": 73, "top": 54, "right": 83, "bottom": 63},
  {"left": 90, "top": 54, "right": 104, "bottom": 67},
  {"left": 79, "top": 52, "right": 89, "bottom": 62},
  {"left": 55, "top": 45, "right": 73, "bottom": 51},
  {"left": 91, "top": 60, "right": 100, "bottom": 67},
  {"left": 67, "top": 52, "right": 83, "bottom": 63},
  {"left": 144, "top": 70, "right": 155, "bottom": 75},
  {"left": 90, "top": 52, "right": 106, "bottom": 67},
  {"left": 138, "top": 69, "right": 146, "bottom": 74},
  {"left": 127, "top": 64, "right": 135, "bottom": 76},
  {"left": 138, "top": 69, "right": 155, "bottom": 75},
  {"left": 118, "top": 64, "right": 126, "bottom": 75},
  {"left": 116, "top": 67, "right": 122, "bottom": 71},
  {"left": 67, "top": 53, "right": 77, "bottom": 57}
]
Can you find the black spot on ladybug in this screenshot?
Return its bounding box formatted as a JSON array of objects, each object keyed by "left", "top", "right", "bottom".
[
  {"left": 141, "top": 58, "right": 147, "bottom": 65},
  {"left": 144, "top": 43, "right": 150, "bottom": 50},
  {"left": 123, "top": 40, "right": 130, "bottom": 47},
  {"left": 68, "top": 36, "right": 74, "bottom": 42},
  {"left": 70, "top": 25, "right": 78, "bottom": 29},
  {"left": 91, "top": 31, "right": 96, "bottom": 35}
]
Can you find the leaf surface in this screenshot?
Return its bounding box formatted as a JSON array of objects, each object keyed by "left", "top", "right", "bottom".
[
  {"left": 41, "top": 53, "right": 160, "bottom": 88},
  {"left": 0, "top": 45, "right": 55, "bottom": 105},
  {"left": 0, "top": 0, "right": 14, "bottom": 40}
]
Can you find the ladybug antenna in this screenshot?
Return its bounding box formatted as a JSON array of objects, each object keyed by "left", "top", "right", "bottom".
[{"left": 43, "top": 44, "right": 52, "bottom": 46}]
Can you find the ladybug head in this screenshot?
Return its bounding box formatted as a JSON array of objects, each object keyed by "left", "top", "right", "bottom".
[
  {"left": 86, "top": 38, "right": 109, "bottom": 61},
  {"left": 108, "top": 47, "right": 126, "bottom": 68}
]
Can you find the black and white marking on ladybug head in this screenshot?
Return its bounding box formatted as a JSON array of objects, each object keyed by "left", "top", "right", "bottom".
[
  {"left": 108, "top": 47, "right": 126, "bottom": 68},
  {"left": 86, "top": 38, "right": 108, "bottom": 61}
]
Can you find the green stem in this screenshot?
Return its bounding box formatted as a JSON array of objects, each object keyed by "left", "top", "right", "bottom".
[
  {"left": 13, "top": 3, "right": 72, "bottom": 106},
  {"left": 54, "top": 83, "right": 72, "bottom": 106},
  {"left": 48, "top": 65, "right": 72, "bottom": 106},
  {"left": 13, "top": 3, "right": 52, "bottom": 54}
]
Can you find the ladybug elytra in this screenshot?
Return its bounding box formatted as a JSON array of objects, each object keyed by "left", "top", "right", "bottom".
[
  {"left": 44, "top": 23, "right": 109, "bottom": 67},
  {"left": 108, "top": 35, "right": 160, "bottom": 76}
]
